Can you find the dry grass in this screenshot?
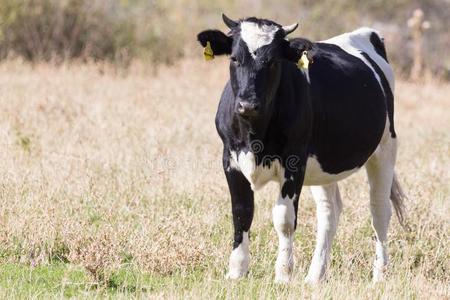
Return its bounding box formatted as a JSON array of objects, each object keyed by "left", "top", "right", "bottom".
[{"left": 0, "top": 58, "right": 448, "bottom": 298}]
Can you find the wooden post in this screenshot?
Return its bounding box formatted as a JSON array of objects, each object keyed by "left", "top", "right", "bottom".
[{"left": 407, "top": 9, "right": 430, "bottom": 81}]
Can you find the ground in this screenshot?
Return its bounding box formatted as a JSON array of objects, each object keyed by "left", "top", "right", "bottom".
[{"left": 0, "top": 59, "right": 448, "bottom": 298}]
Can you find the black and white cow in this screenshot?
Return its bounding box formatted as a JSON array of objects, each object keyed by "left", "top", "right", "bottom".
[{"left": 197, "top": 15, "right": 405, "bottom": 284}]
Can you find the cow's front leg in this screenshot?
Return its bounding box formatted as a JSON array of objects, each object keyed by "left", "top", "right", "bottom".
[
  {"left": 224, "top": 169, "right": 254, "bottom": 279},
  {"left": 273, "top": 167, "right": 304, "bottom": 283}
]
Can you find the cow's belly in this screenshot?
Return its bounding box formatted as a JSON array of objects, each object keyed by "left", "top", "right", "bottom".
[{"left": 303, "top": 155, "right": 360, "bottom": 186}]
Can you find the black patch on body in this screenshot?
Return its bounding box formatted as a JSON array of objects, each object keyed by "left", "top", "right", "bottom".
[
  {"left": 360, "top": 52, "right": 396, "bottom": 137},
  {"left": 305, "top": 43, "right": 387, "bottom": 173},
  {"left": 369, "top": 32, "right": 388, "bottom": 63}
]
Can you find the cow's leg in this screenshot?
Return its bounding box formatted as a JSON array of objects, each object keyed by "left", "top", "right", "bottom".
[
  {"left": 224, "top": 169, "right": 254, "bottom": 279},
  {"left": 273, "top": 192, "right": 298, "bottom": 282},
  {"left": 273, "top": 169, "right": 305, "bottom": 283},
  {"left": 305, "top": 183, "right": 342, "bottom": 284},
  {"left": 365, "top": 137, "right": 397, "bottom": 282}
]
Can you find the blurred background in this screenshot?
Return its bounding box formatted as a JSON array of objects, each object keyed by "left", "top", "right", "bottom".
[
  {"left": 0, "top": 1, "right": 449, "bottom": 296},
  {"left": 0, "top": 0, "right": 448, "bottom": 79}
]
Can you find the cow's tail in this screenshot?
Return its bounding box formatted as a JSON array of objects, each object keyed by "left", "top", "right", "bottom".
[{"left": 390, "top": 172, "right": 407, "bottom": 227}]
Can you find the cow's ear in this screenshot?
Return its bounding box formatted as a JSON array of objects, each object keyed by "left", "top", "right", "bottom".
[
  {"left": 284, "top": 38, "right": 315, "bottom": 69},
  {"left": 197, "top": 30, "right": 232, "bottom": 58},
  {"left": 283, "top": 41, "right": 303, "bottom": 63}
]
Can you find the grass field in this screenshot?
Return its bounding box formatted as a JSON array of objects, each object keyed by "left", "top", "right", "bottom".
[{"left": 0, "top": 58, "right": 449, "bottom": 298}]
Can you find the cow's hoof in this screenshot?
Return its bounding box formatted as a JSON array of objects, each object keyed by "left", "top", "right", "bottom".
[
  {"left": 304, "top": 275, "right": 322, "bottom": 285},
  {"left": 372, "top": 268, "right": 385, "bottom": 283},
  {"left": 372, "top": 260, "right": 388, "bottom": 283},
  {"left": 225, "top": 270, "right": 246, "bottom": 280},
  {"left": 274, "top": 259, "right": 293, "bottom": 284},
  {"left": 274, "top": 273, "right": 291, "bottom": 284}
]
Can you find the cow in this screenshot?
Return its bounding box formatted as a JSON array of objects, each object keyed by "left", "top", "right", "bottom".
[{"left": 197, "top": 14, "right": 406, "bottom": 284}]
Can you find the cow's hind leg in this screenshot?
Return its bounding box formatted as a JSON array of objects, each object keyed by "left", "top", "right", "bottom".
[
  {"left": 305, "top": 183, "right": 342, "bottom": 284},
  {"left": 365, "top": 136, "right": 397, "bottom": 282}
]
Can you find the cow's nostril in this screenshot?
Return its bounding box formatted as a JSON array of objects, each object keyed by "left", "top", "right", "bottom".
[
  {"left": 237, "top": 102, "right": 246, "bottom": 114},
  {"left": 237, "top": 101, "right": 259, "bottom": 116}
]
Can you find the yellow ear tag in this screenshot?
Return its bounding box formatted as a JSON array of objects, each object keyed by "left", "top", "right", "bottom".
[
  {"left": 203, "top": 41, "right": 214, "bottom": 61},
  {"left": 297, "top": 51, "right": 309, "bottom": 69}
]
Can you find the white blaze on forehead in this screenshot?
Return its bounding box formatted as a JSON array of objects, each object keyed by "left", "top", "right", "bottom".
[{"left": 240, "top": 21, "right": 280, "bottom": 58}]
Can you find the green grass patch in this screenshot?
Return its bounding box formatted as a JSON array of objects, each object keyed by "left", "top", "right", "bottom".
[
  {"left": 0, "top": 263, "right": 208, "bottom": 298},
  {"left": 0, "top": 263, "right": 88, "bottom": 298}
]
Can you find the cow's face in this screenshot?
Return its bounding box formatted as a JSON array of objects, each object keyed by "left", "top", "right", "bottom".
[
  {"left": 229, "top": 20, "right": 287, "bottom": 118},
  {"left": 197, "top": 15, "right": 300, "bottom": 120}
]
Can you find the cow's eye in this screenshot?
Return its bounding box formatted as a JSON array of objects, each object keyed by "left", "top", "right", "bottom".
[{"left": 230, "top": 56, "right": 240, "bottom": 66}]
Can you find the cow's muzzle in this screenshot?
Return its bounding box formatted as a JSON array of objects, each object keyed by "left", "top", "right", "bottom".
[{"left": 237, "top": 101, "right": 260, "bottom": 117}]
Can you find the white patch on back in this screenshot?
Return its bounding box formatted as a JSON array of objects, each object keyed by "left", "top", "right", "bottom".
[
  {"left": 303, "top": 156, "right": 359, "bottom": 186},
  {"left": 321, "top": 27, "right": 395, "bottom": 93},
  {"left": 240, "top": 21, "right": 279, "bottom": 59},
  {"left": 230, "top": 150, "right": 284, "bottom": 190}
]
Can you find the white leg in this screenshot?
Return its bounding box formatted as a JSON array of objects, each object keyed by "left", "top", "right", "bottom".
[
  {"left": 272, "top": 194, "right": 296, "bottom": 283},
  {"left": 365, "top": 137, "right": 396, "bottom": 282},
  {"left": 226, "top": 231, "right": 250, "bottom": 279},
  {"left": 305, "top": 183, "right": 342, "bottom": 284}
]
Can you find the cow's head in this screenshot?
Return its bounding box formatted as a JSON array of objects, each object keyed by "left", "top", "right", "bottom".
[{"left": 197, "top": 15, "right": 302, "bottom": 119}]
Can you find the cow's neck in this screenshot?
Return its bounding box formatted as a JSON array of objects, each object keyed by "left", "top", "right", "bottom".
[{"left": 231, "top": 106, "right": 275, "bottom": 152}]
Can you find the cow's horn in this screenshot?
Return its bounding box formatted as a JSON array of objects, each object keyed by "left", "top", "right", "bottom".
[
  {"left": 222, "top": 13, "right": 238, "bottom": 29},
  {"left": 282, "top": 23, "right": 299, "bottom": 35}
]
